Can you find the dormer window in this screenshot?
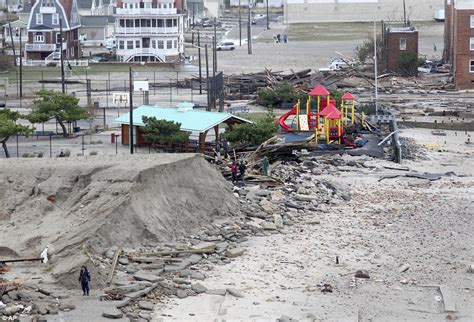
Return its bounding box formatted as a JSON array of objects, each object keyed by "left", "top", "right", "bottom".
[
  {"left": 41, "top": 0, "right": 54, "bottom": 7},
  {"left": 36, "top": 13, "right": 43, "bottom": 24},
  {"left": 34, "top": 32, "right": 44, "bottom": 42},
  {"left": 52, "top": 13, "right": 59, "bottom": 25}
]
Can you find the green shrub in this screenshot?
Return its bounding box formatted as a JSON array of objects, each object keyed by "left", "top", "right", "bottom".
[
  {"left": 89, "top": 151, "right": 98, "bottom": 155},
  {"left": 64, "top": 149, "right": 71, "bottom": 157},
  {"left": 223, "top": 109, "right": 277, "bottom": 146},
  {"left": 257, "top": 81, "right": 303, "bottom": 107},
  {"left": 398, "top": 52, "right": 420, "bottom": 76},
  {"left": 22, "top": 153, "right": 29, "bottom": 158},
  {"left": 37, "top": 152, "right": 44, "bottom": 158}
]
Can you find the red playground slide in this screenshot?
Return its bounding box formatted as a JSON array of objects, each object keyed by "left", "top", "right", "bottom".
[{"left": 278, "top": 105, "right": 297, "bottom": 131}]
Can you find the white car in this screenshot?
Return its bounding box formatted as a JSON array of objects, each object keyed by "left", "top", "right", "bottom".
[{"left": 216, "top": 42, "right": 236, "bottom": 51}]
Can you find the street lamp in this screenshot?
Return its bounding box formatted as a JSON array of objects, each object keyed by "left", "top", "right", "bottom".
[
  {"left": 129, "top": 66, "right": 134, "bottom": 154},
  {"left": 247, "top": 0, "right": 253, "bottom": 55}
]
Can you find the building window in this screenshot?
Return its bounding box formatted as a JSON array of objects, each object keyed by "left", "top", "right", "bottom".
[
  {"left": 36, "top": 13, "right": 43, "bottom": 25},
  {"left": 471, "top": 15, "right": 474, "bottom": 28},
  {"left": 157, "top": 40, "right": 164, "bottom": 49},
  {"left": 173, "top": 19, "right": 177, "bottom": 27},
  {"left": 167, "top": 40, "right": 172, "bottom": 49},
  {"left": 173, "top": 40, "right": 177, "bottom": 48},
  {"left": 152, "top": 19, "right": 156, "bottom": 27},
  {"left": 158, "top": 19, "right": 163, "bottom": 27},
  {"left": 136, "top": 40, "right": 141, "bottom": 48},
  {"left": 119, "top": 41, "right": 124, "bottom": 49},
  {"left": 56, "top": 33, "right": 61, "bottom": 43},
  {"left": 52, "top": 13, "right": 59, "bottom": 25},
  {"left": 126, "top": 19, "right": 133, "bottom": 27},
  {"left": 470, "top": 38, "right": 474, "bottom": 51},
  {"left": 470, "top": 60, "right": 474, "bottom": 73},
  {"left": 166, "top": 19, "right": 173, "bottom": 27},
  {"left": 34, "top": 33, "right": 44, "bottom": 42},
  {"left": 400, "top": 38, "right": 407, "bottom": 51},
  {"left": 151, "top": 40, "right": 156, "bottom": 49},
  {"left": 127, "top": 40, "right": 133, "bottom": 49},
  {"left": 135, "top": 19, "right": 140, "bottom": 27},
  {"left": 42, "top": 0, "right": 54, "bottom": 7}
]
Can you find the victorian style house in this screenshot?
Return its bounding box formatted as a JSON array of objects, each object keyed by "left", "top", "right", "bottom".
[
  {"left": 25, "top": 0, "right": 81, "bottom": 60},
  {"left": 114, "top": 0, "right": 185, "bottom": 62}
]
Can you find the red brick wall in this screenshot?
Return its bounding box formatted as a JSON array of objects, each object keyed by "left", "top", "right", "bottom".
[
  {"left": 386, "top": 31, "right": 418, "bottom": 72},
  {"left": 454, "top": 9, "right": 474, "bottom": 90}
]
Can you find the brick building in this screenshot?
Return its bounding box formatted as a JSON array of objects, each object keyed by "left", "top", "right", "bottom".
[
  {"left": 384, "top": 26, "right": 419, "bottom": 72},
  {"left": 444, "top": 0, "right": 474, "bottom": 90}
]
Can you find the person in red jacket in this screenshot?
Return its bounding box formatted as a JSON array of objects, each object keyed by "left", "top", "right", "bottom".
[{"left": 230, "top": 162, "right": 238, "bottom": 183}]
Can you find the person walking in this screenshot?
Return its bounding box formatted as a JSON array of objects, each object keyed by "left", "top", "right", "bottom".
[
  {"left": 79, "top": 266, "right": 91, "bottom": 296},
  {"left": 222, "top": 139, "right": 229, "bottom": 159},
  {"left": 230, "top": 162, "right": 238, "bottom": 183},
  {"left": 239, "top": 161, "right": 246, "bottom": 185},
  {"left": 261, "top": 156, "right": 269, "bottom": 176}
]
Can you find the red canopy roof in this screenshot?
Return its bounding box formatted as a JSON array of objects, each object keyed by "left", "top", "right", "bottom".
[
  {"left": 319, "top": 103, "right": 342, "bottom": 119},
  {"left": 341, "top": 92, "right": 355, "bottom": 100},
  {"left": 309, "top": 84, "right": 330, "bottom": 97}
]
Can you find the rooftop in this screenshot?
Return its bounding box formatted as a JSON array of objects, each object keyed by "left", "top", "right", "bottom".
[{"left": 114, "top": 105, "right": 252, "bottom": 133}]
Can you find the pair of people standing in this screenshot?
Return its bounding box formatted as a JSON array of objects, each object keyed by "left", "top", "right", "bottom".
[{"left": 230, "top": 161, "right": 246, "bottom": 184}]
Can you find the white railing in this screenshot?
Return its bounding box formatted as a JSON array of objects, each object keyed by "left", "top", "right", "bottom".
[
  {"left": 25, "top": 43, "right": 56, "bottom": 52},
  {"left": 40, "top": 6, "right": 56, "bottom": 13},
  {"left": 115, "top": 7, "right": 177, "bottom": 15},
  {"left": 116, "top": 48, "right": 178, "bottom": 57},
  {"left": 115, "top": 26, "right": 179, "bottom": 35},
  {"left": 19, "top": 59, "right": 89, "bottom": 67},
  {"left": 25, "top": 42, "right": 67, "bottom": 52}
]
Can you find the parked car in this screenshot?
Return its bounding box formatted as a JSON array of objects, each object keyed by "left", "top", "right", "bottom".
[
  {"left": 216, "top": 41, "right": 236, "bottom": 51},
  {"left": 318, "top": 58, "right": 354, "bottom": 72},
  {"left": 90, "top": 55, "right": 109, "bottom": 63}
]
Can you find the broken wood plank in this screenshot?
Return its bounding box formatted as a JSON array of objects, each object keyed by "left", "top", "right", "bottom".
[
  {"left": 107, "top": 246, "right": 122, "bottom": 285},
  {"left": 116, "top": 283, "right": 159, "bottom": 308},
  {"left": 131, "top": 248, "right": 215, "bottom": 258},
  {"left": 439, "top": 285, "right": 457, "bottom": 313}
]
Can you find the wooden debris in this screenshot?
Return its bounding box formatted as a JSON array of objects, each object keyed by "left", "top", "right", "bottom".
[
  {"left": 106, "top": 246, "right": 122, "bottom": 285},
  {"left": 439, "top": 285, "right": 457, "bottom": 313}
]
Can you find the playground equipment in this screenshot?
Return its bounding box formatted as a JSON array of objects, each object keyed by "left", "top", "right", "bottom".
[
  {"left": 341, "top": 92, "right": 355, "bottom": 125},
  {"left": 278, "top": 84, "right": 357, "bottom": 145}
]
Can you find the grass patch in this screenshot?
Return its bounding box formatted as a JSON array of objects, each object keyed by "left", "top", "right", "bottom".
[
  {"left": 289, "top": 22, "right": 375, "bottom": 42},
  {"left": 235, "top": 112, "right": 269, "bottom": 122}
]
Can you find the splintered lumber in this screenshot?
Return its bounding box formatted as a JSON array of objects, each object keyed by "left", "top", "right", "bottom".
[
  {"left": 130, "top": 248, "right": 215, "bottom": 258},
  {"left": 439, "top": 285, "right": 457, "bottom": 312},
  {"left": 116, "top": 283, "right": 159, "bottom": 308},
  {"left": 107, "top": 246, "right": 122, "bottom": 285}
]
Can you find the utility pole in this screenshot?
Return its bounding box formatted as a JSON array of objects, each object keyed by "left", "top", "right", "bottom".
[
  {"left": 129, "top": 66, "right": 134, "bottom": 154},
  {"left": 59, "top": 18, "right": 65, "bottom": 94},
  {"left": 239, "top": 0, "right": 242, "bottom": 46},
  {"left": 266, "top": 0, "right": 269, "bottom": 30},
  {"left": 205, "top": 44, "right": 210, "bottom": 111},
  {"left": 373, "top": 21, "right": 378, "bottom": 116},
  {"left": 247, "top": 0, "right": 252, "bottom": 54},
  {"left": 213, "top": 19, "right": 217, "bottom": 110},
  {"left": 197, "top": 32, "right": 202, "bottom": 94},
  {"left": 5, "top": 0, "right": 16, "bottom": 65},
  {"left": 192, "top": 2, "right": 195, "bottom": 28},
  {"left": 402, "top": 0, "right": 407, "bottom": 27},
  {"left": 19, "top": 28, "right": 22, "bottom": 98}
]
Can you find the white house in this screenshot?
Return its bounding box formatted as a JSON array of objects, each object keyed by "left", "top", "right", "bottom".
[{"left": 114, "top": 0, "right": 185, "bottom": 62}]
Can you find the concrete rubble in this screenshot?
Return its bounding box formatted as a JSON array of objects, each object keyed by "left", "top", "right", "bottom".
[{"left": 1, "top": 148, "right": 472, "bottom": 320}]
